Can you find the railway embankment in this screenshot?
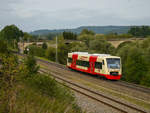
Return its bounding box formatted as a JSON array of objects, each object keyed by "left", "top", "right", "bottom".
[
  {"left": 37, "top": 58, "right": 150, "bottom": 113},
  {"left": 17, "top": 53, "right": 150, "bottom": 113}
]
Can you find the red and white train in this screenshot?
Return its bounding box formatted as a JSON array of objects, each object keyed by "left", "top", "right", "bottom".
[{"left": 67, "top": 52, "right": 122, "bottom": 80}]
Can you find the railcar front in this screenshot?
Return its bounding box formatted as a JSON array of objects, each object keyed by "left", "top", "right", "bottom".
[{"left": 103, "top": 57, "right": 122, "bottom": 80}]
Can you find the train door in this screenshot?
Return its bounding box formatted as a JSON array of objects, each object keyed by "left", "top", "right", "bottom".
[
  {"left": 71, "top": 54, "right": 78, "bottom": 69},
  {"left": 89, "top": 56, "right": 97, "bottom": 74}
]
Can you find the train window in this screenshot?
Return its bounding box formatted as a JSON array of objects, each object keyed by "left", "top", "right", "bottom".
[
  {"left": 95, "top": 62, "right": 102, "bottom": 69},
  {"left": 68, "top": 58, "right": 72, "bottom": 63},
  {"left": 76, "top": 60, "right": 89, "bottom": 67},
  {"left": 83, "top": 61, "right": 89, "bottom": 67}
]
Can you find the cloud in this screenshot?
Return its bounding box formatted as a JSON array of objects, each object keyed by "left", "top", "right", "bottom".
[{"left": 0, "top": 0, "right": 150, "bottom": 32}]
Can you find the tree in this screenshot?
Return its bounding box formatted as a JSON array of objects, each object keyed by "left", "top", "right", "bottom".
[
  {"left": 123, "top": 47, "right": 147, "bottom": 83},
  {"left": 28, "top": 45, "right": 45, "bottom": 57},
  {"left": 140, "top": 72, "right": 150, "bottom": 87},
  {"left": 63, "top": 31, "right": 77, "bottom": 40},
  {"left": 58, "top": 43, "right": 70, "bottom": 64},
  {"left": 0, "top": 25, "right": 23, "bottom": 49},
  {"left": 70, "top": 42, "right": 87, "bottom": 52},
  {"left": 0, "top": 40, "right": 8, "bottom": 54},
  {"left": 89, "top": 38, "right": 115, "bottom": 54},
  {"left": 78, "top": 34, "right": 94, "bottom": 47},
  {"left": 0, "top": 25, "right": 23, "bottom": 42},
  {"left": 139, "top": 37, "right": 150, "bottom": 49},
  {"left": 128, "top": 26, "right": 150, "bottom": 37},
  {"left": 42, "top": 42, "right": 48, "bottom": 49},
  {"left": 116, "top": 41, "right": 133, "bottom": 53},
  {"left": 80, "top": 29, "right": 95, "bottom": 35},
  {"left": 45, "top": 47, "right": 56, "bottom": 61},
  {"left": 24, "top": 55, "right": 39, "bottom": 76},
  {"left": 23, "top": 32, "right": 32, "bottom": 42}
]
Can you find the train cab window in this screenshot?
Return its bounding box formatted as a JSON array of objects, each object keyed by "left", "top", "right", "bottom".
[
  {"left": 95, "top": 62, "right": 102, "bottom": 69},
  {"left": 68, "top": 58, "right": 72, "bottom": 63}
]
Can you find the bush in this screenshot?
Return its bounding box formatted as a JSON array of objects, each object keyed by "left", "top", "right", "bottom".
[
  {"left": 77, "top": 34, "right": 94, "bottom": 47},
  {"left": 140, "top": 73, "right": 150, "bottom": 87},
  {"left": 63, "top": 31, "right": 77, "bottom": 40},
  {"left": 42, "top": 42, "right": 48, "bottom": 49},
  {"left": 116, "top": 41, "right": 133, "bottom": 53},
  {"left": 0, "top": 40, "right": 8, "bottom": 54},
  {"left": 28, "top": 45, "right": 45, "bottom": 57},
  {"left": 24, "top": 55, "right": 39, "bottom": 76},
  {"left": 118, "top": 45, "right": 148, "bottom": 83},
  {"left": 89, "top": 38, "right": 115, "bottom": 54},
  {"left": 25, "top": 74, "right": 75, "bottom": 102},
  {"left": 70, "top": 42, "right": 88, "bottom": 52},
  {"left": 58, "top": 43, "right": 70, "bottom": 64},
  {"left": 45, "top": 47, "right": 56, "bottom": 61}
]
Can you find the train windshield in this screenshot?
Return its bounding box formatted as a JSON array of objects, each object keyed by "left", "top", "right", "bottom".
[{"left": 106, "top": 58, "right": 120, "bottom": 69}]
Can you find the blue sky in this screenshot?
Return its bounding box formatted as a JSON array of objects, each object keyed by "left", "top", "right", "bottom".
[{"left": 0, "top": 0, "right": 150, "bottom": 32}]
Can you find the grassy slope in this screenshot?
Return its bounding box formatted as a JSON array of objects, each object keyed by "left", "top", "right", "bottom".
[{"left": 8, "top": 73, "right": 83, "bottom": 113}]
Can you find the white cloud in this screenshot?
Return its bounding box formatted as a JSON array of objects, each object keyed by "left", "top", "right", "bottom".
[{"left": 0, "top": 0, "right": 150, "bottom": 31}]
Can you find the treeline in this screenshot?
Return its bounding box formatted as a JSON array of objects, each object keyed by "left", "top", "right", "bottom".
[
  {"left": 128, "top": 26, "right": 150, "bottom": 37},
  {"left": 116, "top": 39, "right": 150, "bottom": 86},
  {"left": 61, "top": 26, "right": 150, "bottom": 41}
]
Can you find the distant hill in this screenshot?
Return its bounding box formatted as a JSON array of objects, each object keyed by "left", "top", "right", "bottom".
[{"left": 30, "top": 26, "right": 131, "bottom": 35}]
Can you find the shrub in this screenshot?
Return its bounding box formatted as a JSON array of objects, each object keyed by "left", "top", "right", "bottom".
[
  {"left": 0, "top": 40, "right": 8, "bottom": 54},
  {"left": 25, "top": 73, "right": 75, "bottom": 102},
  {"left": 58, "top": 43, "right": 70, "bottom": 64},
  {"left": 140, "top": 73, "right": 150, "bottom": 87},
  {"left": 45, "top": 47, "right": 56, "bottom": 61},
  {"left": 70, "top": 42, "right": 88, "bottom": 52},
  {"left": 121, "top": 46, "right": 147, "bottom": 83},
  {"left": 89, "top": 38, "right": 115, "bottom": 54},
  {"left": 77, "top": 34, "right": 94, "bottom": 47},
  {"left": 24, "top": 55, "right": 39, "bottom": 76},
  {"left": 42, "top": 42, "right": 48, "bottom": 49},
  {"left": 28, "top": 45, "right": 45, "bottom": 57}
]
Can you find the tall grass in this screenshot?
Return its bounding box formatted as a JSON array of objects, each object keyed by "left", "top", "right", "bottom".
[{"left": 1, "top": 73, "right": 83, "bottom": 113}]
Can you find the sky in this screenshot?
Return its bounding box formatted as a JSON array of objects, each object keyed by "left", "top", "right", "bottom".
[{"left": 0, "top": 0, "right": 150, "bottom": 32}]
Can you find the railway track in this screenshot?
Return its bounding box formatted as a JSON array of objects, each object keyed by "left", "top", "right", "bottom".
[
  {"left": 36, "top": 57, "right": 150, "bottom": 94},
  {"left": 16, "top": 53, "right": 149, "bottom": 112},
  {"left": 114, "top": 80, "right": 150, "bottom": 94},
  {"left": 39, "top": 68, "right": 147, "bottom": 113}
]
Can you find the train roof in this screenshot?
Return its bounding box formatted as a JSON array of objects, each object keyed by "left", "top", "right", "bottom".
[{"left": 69, "top": 52, "right": 120, "bottom": 58}]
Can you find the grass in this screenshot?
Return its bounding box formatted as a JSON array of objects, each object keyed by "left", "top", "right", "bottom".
[
  {"left": 36, "top": 56, "right": 52, "bottom": 62},
  {"left": 81, "top": 81, "right": 150, "bottom": 110},
  {"left": 13, "top": 84, "right": 81, "bottom": 113},
  {"left": 0, "top": 73, "right": 83, "bottom": 113},
  {"left": 40, "top": 63, "right": 150, "bottom": 110}
]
